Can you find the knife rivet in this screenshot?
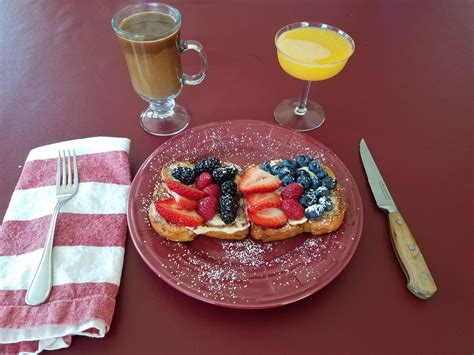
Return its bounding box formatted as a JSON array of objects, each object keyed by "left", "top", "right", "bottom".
[
  {"left": 421, "top": 272, "right": 429, "bottom": 280},
  {"left": 408, "top": 245, "right": 416, "bottom": 251},
  {"left": 396, "top": 219, "right": 403, "bottom": 225}
]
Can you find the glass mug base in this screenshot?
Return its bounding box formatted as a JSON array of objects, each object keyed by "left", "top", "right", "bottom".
[
  {"left": 140, "top": 101, "right": 190, "bottom": 136},
  {"left": 274, "top": 98, "right": 326, "bottom": 131}
]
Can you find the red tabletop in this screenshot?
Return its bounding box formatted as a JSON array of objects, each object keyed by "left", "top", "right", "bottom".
[{"left": 1, "top": 0, "right": 472, "bottom": 354}]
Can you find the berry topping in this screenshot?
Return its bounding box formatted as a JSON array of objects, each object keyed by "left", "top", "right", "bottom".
[
  {"left": 281, "top": 182, "right": 304, "bottom": 200},
  {"left": 239, "top": 165, "right": 281, "bottom": 194},
  {"left": 197, "top": 196, "right": 218, "bottom": 221},
  {"left": 281, "top": 159, "right": 298, "bottom": 170},
  {"left": 308, "top": 160, "right": 321, "bottom": 174},
  {"left": 315, "top": 186, "right": 329, "bottom": 197},
  {"left": 246, "top": 192, "right": 282, "bottom": 212},
  {"left": 171, "top": 166, "right": 196, "bottom": 185},
  {"left": 311, "top": 176, "right": 321, "bottom": 189},
  {"left": 278, "top": 167, "right": 295, "bottom": 178},
  {"left": 296, "top": 174, "right": 312, "bottom": 190},
  {"left": 280, "top": 174, "right": 295, "bottom": 187},
  {"left": 322, "top": 176, "right": 337, "bottom": 190},
  {"left": 212, "top": 166, "right": 238, "bottom": 184},
  {"left": 169, "top": 191, "right": 198, "bottom": 211},
  {"left": 315, "top": 168, "right": 328, "bottom": 179},
  {"left": 299, "top": 190, "right": 319, "bottom": 207},
  {"left": 155, "top": 198, "right": 204, "bottom": 227},
  {"left": 221, "top": 180, "right": 237, "bottom": 196},
  {"left": 304, "top": 204, "right": 325, "bottom": 220},
  {"left": 259, "top": 162, "right": 271, "bottom": 172},
  {"left": 219, "top": 194, "right": 238, "bottom": 224},
  {"left": 248, "top": 207, "right": 288, "bottom": 228},
  {"left": 281, "top": 199, "right": 305, "bottom": 220},
  {"left": 166, "top": 180, "right": 204, "bottom": 201},
  {"left": 318, "top": 196, "right": 334, "bottom": 212},
  {"left": 202, "top": 184, "right": 221, "bottom": 198},
  {"left": 296, "top": 155, "right": 312, "bottom": 167},
  {"left": 193, "top": 157, "right": 221, "bottom": 175},
  {"left": 270, "top": 165, "right": 281, "bottom": 175},
  {"left": 195, "top": 172, "right": 213, "bottom": 190}
]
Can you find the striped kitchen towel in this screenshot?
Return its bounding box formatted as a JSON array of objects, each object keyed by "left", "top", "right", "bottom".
[{"left": 0, "top": 137, "right": 131, "bottom": 354}]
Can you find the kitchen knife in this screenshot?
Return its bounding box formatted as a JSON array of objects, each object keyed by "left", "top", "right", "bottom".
[{"left": 360, "top": 138, "right": 437, "bottom": 300}]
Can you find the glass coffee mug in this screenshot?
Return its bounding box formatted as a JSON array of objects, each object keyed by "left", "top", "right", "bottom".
[{"left": 112, "top": 3, "right": 207, "bottom": 136}]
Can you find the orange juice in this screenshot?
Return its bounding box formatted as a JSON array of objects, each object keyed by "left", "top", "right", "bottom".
[{"left": 276, "top": 27, "right": 353, "bottom": 81}]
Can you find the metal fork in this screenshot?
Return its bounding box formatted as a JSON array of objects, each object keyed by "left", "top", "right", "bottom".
[{"left": 25, "top": 149, "right": 79, "bottom": 306}]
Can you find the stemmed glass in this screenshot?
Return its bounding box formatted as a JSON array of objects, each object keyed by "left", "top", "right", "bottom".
[{"left": 274, "top": 22, "right": 355, "bottom": 131}]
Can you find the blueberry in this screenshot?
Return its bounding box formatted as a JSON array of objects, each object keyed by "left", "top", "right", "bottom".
[
  {"left": 311, "top": 176, "right": 321, "bottom": 189},
  {"left": 278, "top": 167, "right": 294, "bottom": 178},
  {"left": 270, "top": 165, "right": 281, "bottom": 175},
  {"left": 296, "top": 155, "right": 313, "bottom": 167},
  {"left": 281, "top": 174, "right": 295, "bottom": 186},
  {"left": 304, "top": 204, "right": 325, "bottom": 219},
  {"left": 318, "top": 196, "right": 334, "bottom": 212},
  {"left": 296, "top": 175, "right": 312, "bottom": 190},
  {"left": 308, "top": 160, "right": 321, "bottom": 173},
  {"left": 282, "top": 159, "right": 298, "bottom": 170},
  {"left": 295, "top": 169, "right": 311, "bottom": 178},
  {"left": 315, "top": 169, "right": 328, "bottom": 179},
  {"left": 260, "top": 162, "right": 271, "bottom": 172},
  {"left": 315, "top": 186, "right": 329, "bottom": 197},
  {"left": 322, "top": 176, "right": 337, "bottom": 190},
  {"left": 299, "top": 190, "right": 318, "bottom": 207}
]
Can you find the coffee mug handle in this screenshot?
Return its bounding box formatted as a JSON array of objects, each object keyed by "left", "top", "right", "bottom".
[{"left": 181, "top": 40, "right": 207, "bottom": 86}]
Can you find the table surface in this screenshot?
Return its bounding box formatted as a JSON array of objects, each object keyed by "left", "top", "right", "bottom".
[{"left": 1, "top": 0, "right": 473, "bottom": 354}]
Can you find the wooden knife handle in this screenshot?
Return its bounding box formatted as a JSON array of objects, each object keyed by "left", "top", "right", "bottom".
[{"left": 388, "top": 212, "right": 437, "bottom": 300}]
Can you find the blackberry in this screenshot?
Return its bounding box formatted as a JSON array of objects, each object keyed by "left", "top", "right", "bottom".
[
  {"left": 322, "top": 176, "right": 337, "bottom": 190},
  {"left": 171, "top": 166, "right": 196, "bottom": 185},
  {"left": 219, "top": 194, "right": 238, "bottom": 224},
  {"left": 221, "top": 180, "right": 237, "bottom": 196},
  {"left": 296, "top": 155, "right": 313, "bottom": 167},
  {"left": 212, "top": 166, "right": 238, "bottom": 184},
  {"left": 193, "top": 157, "right": 220, "bottom": 174}
]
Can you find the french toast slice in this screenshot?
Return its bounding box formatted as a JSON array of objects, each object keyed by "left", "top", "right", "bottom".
[
  {"left": 148, "top": 159, "right": 250, "bottom": 242},
  {"left": 243, "top": 160, "right": 346, "bottom": 242}
]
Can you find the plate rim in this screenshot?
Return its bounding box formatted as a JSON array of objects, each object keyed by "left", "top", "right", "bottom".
[{"left": 127, "top": 119, "right": 364, "bottom": 309}]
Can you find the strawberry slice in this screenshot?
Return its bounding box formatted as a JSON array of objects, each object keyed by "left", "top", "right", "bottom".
[
  {"left": 246, "top": 192, "right": 282, "bottom": 212},
  {"left": 169, "top": 191, "right": 198, "bottom": 211},
  {"left": 248, "top": 207, "right": 288, "bottom": 228},
  {"left": 166, "top": 180, "right": 204, "bottom": 201},
  {"left": 239, "top": 165, "right": 281, "bottom": 194},
  {"left": 155, "top": 198, "right": 204, "bottom": 227}
]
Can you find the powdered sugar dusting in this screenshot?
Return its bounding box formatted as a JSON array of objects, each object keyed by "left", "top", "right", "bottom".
[{"left": 129, "top": 120, "right": 363, "bottom": 308}]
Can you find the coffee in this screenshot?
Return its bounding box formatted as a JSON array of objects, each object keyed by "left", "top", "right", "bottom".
[{"left": 118, "top": 12, "right": 182, "bottom": 100}]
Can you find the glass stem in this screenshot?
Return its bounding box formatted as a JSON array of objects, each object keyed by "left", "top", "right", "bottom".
[{"left": 294, "top": 81, "right": 312, "bottom": 116}]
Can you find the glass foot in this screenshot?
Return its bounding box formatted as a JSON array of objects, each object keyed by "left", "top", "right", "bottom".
[
  {"left": 140, "top": 103, "right": 190, "bottom": 136},
  {"left": 274, "top": 98, "right": 325, "bottom": 131}
]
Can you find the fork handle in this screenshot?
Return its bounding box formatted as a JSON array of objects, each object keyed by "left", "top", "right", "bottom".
[{"left": 25, "top": 201, "right": 64, "bottom": 306}]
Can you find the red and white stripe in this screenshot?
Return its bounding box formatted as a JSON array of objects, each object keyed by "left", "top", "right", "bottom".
[{"left": 0, "top": 137, "right": 131, "bottom": 354}]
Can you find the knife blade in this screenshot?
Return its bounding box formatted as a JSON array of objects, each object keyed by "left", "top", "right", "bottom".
[{"left": 360, "top": 139, "right": 437, "bottom": 300}]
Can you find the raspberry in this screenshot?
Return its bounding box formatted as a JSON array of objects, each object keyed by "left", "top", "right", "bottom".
[
  {"left": 203, "top": 184, "right": 221, "bottom": 198},
  {"left": 195, "top": 172, "right": 213, "bottom": 190},
  {"left": 197, "top": 196, "right": 218, "bottom": 221},
  {"left": 281, "top": 183, "right": 304, "bottom": 200},
  {"left": 281, "top": 199, "right": 305, "bottom": 220}
]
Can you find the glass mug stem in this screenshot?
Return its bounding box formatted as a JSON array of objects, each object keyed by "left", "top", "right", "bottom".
[{"left": 294, "top": 81, "right": 312, "bottom": 116}]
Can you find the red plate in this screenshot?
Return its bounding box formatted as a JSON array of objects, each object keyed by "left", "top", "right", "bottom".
[{"left": 127, "top": 120, "right": 363, "bottom": 309}]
